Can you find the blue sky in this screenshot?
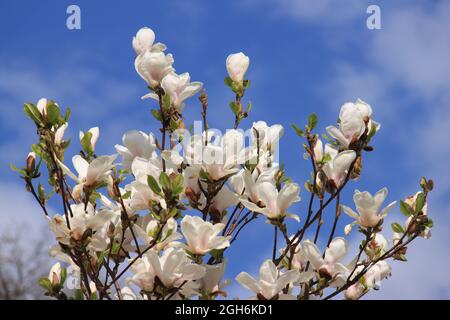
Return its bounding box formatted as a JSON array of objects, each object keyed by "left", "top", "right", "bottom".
[{"left": 1, "top": 0, "right": 449, "bottom": 299}]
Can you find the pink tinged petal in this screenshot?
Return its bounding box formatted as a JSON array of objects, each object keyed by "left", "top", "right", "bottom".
[
  {"left": 72, "top": 155, "right": 89, "bottom": 179},
  {"left": 236, "top": 272, "right": 261, "bottom": 294},
  {"left": 326, "top": 126, "right": 350, "bottom": 147},
  {"left": 56, "top": 158, "right": 78, "bottom": 182},
  {"left": 373, "top": 187, "right": 388, "bottom": 212},
  {"left": 325, "top": 237, "right": 348, "bottom": 264},
  {"left": 302, "top": 240, "right": 325, "bottom": 270},
  {"left": 277, "top": 183, "right": 300, "bottom": 214},
  {"left": 258, "top": 182, "right": 279, "bottom": 217},
  {"left": 259, "top": 260, "right": 278, "bottom": 284},
  {"left": 341, "top": 205, "right": 359, "bottom": 219},
  {"left": 381, "top": 201, "right": 397, "bottom": 217}
]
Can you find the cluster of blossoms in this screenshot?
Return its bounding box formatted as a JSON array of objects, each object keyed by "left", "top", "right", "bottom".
[{"left": 14, "top": 27, "right": 434, "bottom": 300}]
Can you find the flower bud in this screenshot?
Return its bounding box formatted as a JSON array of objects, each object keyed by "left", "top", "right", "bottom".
[
  {"left": 226, "top": 52, "right": 250, "bottom": 83},
  {"left": 48, "top": 262, "right": 62, "bottom": 287},
  {"left": 26, "top": 152, "right": 36, "bottom": 173},
  {"left": 132, "top": 27, "right": 155, "bottom": 55}
]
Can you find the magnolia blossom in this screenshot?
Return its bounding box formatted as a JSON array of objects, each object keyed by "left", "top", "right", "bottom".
[
  {"left": 321, "top": 150, "right": 356, "bottom": 188},
  {"left": 115, "top": 130, "right": 157, "bottom": 171},
  {"left": 36, "top": 98, "right": 47, "bottom": 116},
  {"left": 142, "top": 72, "right": 203, "bottom": 112},
  {"left": 311, "top": 139, "right": 338, "bottom": 164},
  {"left": 251, "top": 121, "right": 284, "bottom": 152},
  {"left": 128, "top": 247, "right": 206, "bottom": 293},
  {"left": 48, "top": 262, "right": 63, "bottom": 286},
  {"left": 365, "top": 233, "right": 389, "bottom": 260},
  {"left": 279, "top": 242, "right": 315, "bottom": 284},
  {"left": 236, "top": 259, "right": 298, "bottom": 300},
  {"left": 346, "top": 260, "right": 391, "bottom": 298},
  {"left": 226, "top": 52, "right": 250, "bottom": 83},
  {"left": 57, "top": 155, "right": 116, "bottom": 196},
  {"left": 185, "top": 130, "right": 249, "bottom": 181},
  {"left": 180, "top": 215, "right": 230, "bottom": 255},
  {"left": 302, "top": 238, "right": 349, "bottom": 287},
  {"left": 79, "top": 127, "right": 100, "bottom": 151},
  {"left": 135, "top": 216, "right": 181, "bottom": 250},
  {"left": 404, "top": 192, "right": 431, "bottom": 239},
  {"left": 48, "top": 203, "right": 113, "bottom": 250},
  {"left": 240, "top": 181, "right": 301, "bottom": 221},
  {"left": 326, "top": 101, "right": 365, "bottom": 149},
  {"left": 198, "top": 262, "right": 227, "bottom": 295},
  {"left": 206, "top": 186, "right": 239, "bottom": 217},
  {"left": 132, "top": 27, "right": 167, "bottom": 55},
  {"left": 54, "top": 123, "right": 68, "bottom": 146},
  {"left": 342, "top": 188, "right": 396, "bottom": 231},
  {"left": 135, "top": 50, "right": 174, "bottom": 88}
]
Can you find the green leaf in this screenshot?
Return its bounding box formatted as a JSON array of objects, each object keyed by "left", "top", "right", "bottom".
[
  {"left": 224, "top": 76, "right": 233, "bottom": 88},
  {"left": 46, "top": 103, "right": 61, "bottom": 126},
  {"left": 322, "top": 153, "right": 332, "bottom": 163},
  {"left": 60, "top": 268, "right": 67, "bottom": 285},
  {"left": 171, "top": 174, "right": 184, "bottom": 196},
  {"left": 414, "top": 192, "right": 426, "bottom": 214},
  {"left": 246, "top": 101, "right": 252, "bottom": 113},
  {"left": 74, "top": 289, "right": 84, "bottom": 300},
  {"left": 10, "top": 164, "right": 27, "bottom": 176},
  {"left": 38, "top": 277, "right": 52, "bottom": 292},
  {"left": 399, "top": 200, "right": 414, "bottom": 217},
  {"left": 23, "top": 103, "right": 42, "bottom": 125},
  {"left": 229, "top": 101, "right": 239, "bottom": 116},
  {"left": 80, "top": 131, "right": 93, "bottom": 155},
  {"left": 162, "top": 94, "right": 171, "bottom": 109},
  {"left": 64, "top": 107, "right": 71, "bottom": 122},
  {"left": 159, "top": 172, "right": 170, "bottom": 191},
  {"left": 169, "top": 118, "right": 179, "bottom": 131},
  {"left": 147, "top": 175, "right": 161, "bottom": 195},
  {"left": 391, "top": 222, "right": 404, "bottom": 234},
  {"left": 151, "top": 109, "right": 162, "bottom": 121},
  {"left": 308, "top": 113, "right": 318, "bottom": 131},
  {"left": 291, "top": 124, "right": 305, "bottom": 137}
]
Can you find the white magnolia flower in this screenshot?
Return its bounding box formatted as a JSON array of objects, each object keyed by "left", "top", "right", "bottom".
[
  {"left": 311, "top": 140, "right": 338, "bottom": 164},
  {"left": 322, "top": 150, "right": 356, "bottom": 188},
  {"left": 135, "top": 216, "right": 181, "bottom": 250},
  {"left": 229, "top": 167, "right": 277, "bottom": 199},
  {"left": 342, "top": 188, "right": 396, "bottom": 230},
  {"left": 48, "top": 203, "right": 113, "bottom": 250},
  {"left": 226, "top": 52, "right": 250, "bottom": 83},
  {"left": 346, "top": 259, "right": 391, "bottom": 299},
  {"left": 36, "top": 98, "right": 47, "bottom": 116},
  {"left": 132, "top": 27, "right": 167, "bottom": 55},
  {"left": 79, "top": 127, "right": 100, "bottom": 151},
  {"left": 279, "top": 241, "right": 315, "bottom": 284},
  {"left": 142, "top": 72, "right": 203, "bottom": 112},
  {"left": 57, "top": 154, "right": 116, "bottom": 190},
  {"left": 115, "top": 130, "right": 157, "bottom": 171},
  {"left": 404, "top": 192, "right": 431, "bottom": 239},
  {"left": 198, "top": 261, "right": 227, "bottom": 295},
  {"left": 48, "top": 262, "right": 62, "bottom": 286},
  {"left": 365, "top": 233, "right": 389, "bottom": 260},
  {"left": 241, "top": 181, "right": 300, "bottom": 221},
  {"left": 251, "top": 121, "right": 284, "bottom": 152},
  {"left": 54, "top": 123, "right": 68, "bottom": 146},
  {"left": 128, "top": 247, "right": 206, "bottom": 293},
  {"left": 180, "top": 215, "right": 230, "bottom": 255},
  {"left": 326, "top": 104, "right": 365, "bottom": 149},
  {"left": 364, "top": 260, "right": 391, "bottom": 289},
  {"left": 236, "top": 259, "right": 298, "bottom": 300},
  {"left": 135, "top": 50, "right": 174, "bottom": 88},
  {"left": 207, "top": 186, "right": 239, "bottom": 216},
  {"left": 185, "top": 130, "right": 249, "bottom": 181},
  {"left": 302, "top": 238, "right": 349, "bottom": 287},
  {"left": 119, "top": 286, "right": 139, "bottom": 300}
]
